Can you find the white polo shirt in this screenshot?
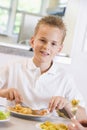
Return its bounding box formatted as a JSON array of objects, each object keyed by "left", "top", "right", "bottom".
[{"left": 0, "top": 58, "right": 85, "bottom": 109}]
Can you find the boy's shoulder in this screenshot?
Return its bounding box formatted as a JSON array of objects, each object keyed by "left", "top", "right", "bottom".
[
  {"left": 53, "top": 61, "right": 73, "bottom": 78},
  {"left": 9, "top": 57, "right": 32, "bottom": 68},
  {"left": 0, "top": 57, "right": 32, "bottom": 70},
  {"left": 53, "top": 61, "right": 66, "bottom": 73}
]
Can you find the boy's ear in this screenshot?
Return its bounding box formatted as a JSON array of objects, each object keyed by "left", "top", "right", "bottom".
[
  {"left": 56, "top": 44, "right": 63, "bottom": 55},
  {"left": 29, "top": 36, "right": 34, "bottom": 48}
]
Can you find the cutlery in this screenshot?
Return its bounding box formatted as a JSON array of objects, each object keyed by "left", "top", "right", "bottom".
[
  {"left": 20, "top": 102, "right": 31, "bottom": 108},
  {"left": 57, "top": 107, "right": 74, "bottom": 119}
]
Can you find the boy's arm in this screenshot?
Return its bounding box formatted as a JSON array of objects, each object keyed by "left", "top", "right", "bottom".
[
  {"left": 0, "top": 65, "right": 23, "bottom": 103},
  {"left": 0, "top": 88, "right": 23, "bottom": 103},
  {"left": 76, "top": 106, "right": 87, "bottom": 121},
  {"left": 64, "top": 103, "right": 87, "bottom": 120}
]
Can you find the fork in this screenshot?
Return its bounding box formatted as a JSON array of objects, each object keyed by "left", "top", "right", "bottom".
[
  {"left": 20, "top": 102, "right": 31, "bottom": 108},
  {"left": 57, "top": 107, "right": 74, "bottom": 119}
]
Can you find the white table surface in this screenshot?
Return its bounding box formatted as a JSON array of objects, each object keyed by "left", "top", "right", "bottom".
[
  {"left": 0, "top": 116, "right": 38, "bottom": 130},
  {"left": 0, "top": 115, "right": 70, "bottom": 130}
]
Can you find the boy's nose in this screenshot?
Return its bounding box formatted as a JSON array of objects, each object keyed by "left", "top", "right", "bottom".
[{"left": 43, "top": 43, "right": 50, "bottom": 50}]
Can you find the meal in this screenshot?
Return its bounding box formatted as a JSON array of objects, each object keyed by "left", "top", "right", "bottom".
[
  {"left": 0, "top": 111, "right": 10, "bottom": 120},
  {"left": 9, "top": 104, "right": 48, "bottom": 116},
  {"left": 0, "top": 105, "right": 10, "bottom": 120},
  {"left": 34, "top": 109, "right": 48, "bottom": 116},
  {"left": 9, "top": 104, "right": 32, "bottom": 114},
  {"left": 71, "top": 99, "right": 79, "bottom": 106},
  {"left": 40, "top": 121, "right": 68, "bottom": 130},
  {"left": 71, "top": 99, "right": 79, "bottom": 116}
]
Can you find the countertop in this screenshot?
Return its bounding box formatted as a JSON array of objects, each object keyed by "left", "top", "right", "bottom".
[{"left": 0, "top": 42, "right": 71, "bottom": 64}]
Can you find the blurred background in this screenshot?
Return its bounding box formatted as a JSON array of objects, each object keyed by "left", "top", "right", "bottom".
[
  {"left": 0, "top": 0, "right": 70, "bottom": 55},
  {"left": 0, "top": 0, "right": 68, "bottom": 41}
]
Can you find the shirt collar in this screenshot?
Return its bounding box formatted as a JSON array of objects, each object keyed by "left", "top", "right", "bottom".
[
  {"left": 27, "top": 58, "right": 57, "bottom": 75},
  {"left": 46, "top": 61, "right": 57, "bottom": 75},
  {"left": 27, "top": 58, "right": 40, "bottom": 70}
]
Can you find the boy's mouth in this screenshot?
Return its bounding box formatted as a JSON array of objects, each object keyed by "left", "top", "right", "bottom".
[{"left": 40, "top": 51, "right": 49, "bottom": 56}]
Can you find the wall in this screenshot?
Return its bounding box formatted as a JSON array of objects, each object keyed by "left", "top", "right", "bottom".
[
  {"left": 62, "top": 0, "right": 80, "bottom": 56},
  {"left": 48, "top": 0, "right": 58, "bottom": 8},
  {"left": 65, "top": 0, "right": 87, "bottom": 104}
]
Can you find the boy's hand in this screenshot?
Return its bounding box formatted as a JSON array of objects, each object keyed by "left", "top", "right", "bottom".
[
  {"left": 48, "top": 96, "right": 68, "bottom": 112},
  {"left": 80, "top": 120, "right": 87, "bottom": 127},
  {"left": 0, "top": 88, "right": 23, "bottom": 103},
  {"left": 68, "top": 119, "right": 86, "bottom": 130}
]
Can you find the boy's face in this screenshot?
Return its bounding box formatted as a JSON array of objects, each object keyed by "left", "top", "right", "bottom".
[{"left": 30, "top": 24, "right": 63, "bottom": 64}]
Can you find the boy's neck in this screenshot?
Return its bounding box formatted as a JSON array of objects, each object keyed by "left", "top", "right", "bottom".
[
  {"left": 33, "top": 58, "right": 53, "bottom": 74},
  {"left": 40, "top": 62, "right": 53, "bottom": 74}
]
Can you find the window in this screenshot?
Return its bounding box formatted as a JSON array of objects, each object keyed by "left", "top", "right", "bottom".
[
  {"left": 13, "top": 0, "right": 42, "bottom": 34},
  {"left": 17, "top": 0, "right": 41, "bottom": 13},
  {"left": 0, "top": 0, "right": 11, "bottom": 33},
  {"left": 13, "top": 12, "right": 22, "bottom": 34},
  {"left": 0, "top": 0, "right": 42, "bottom": 35}
]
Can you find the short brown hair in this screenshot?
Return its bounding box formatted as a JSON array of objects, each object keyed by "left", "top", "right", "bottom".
[{"left": 34, "top": 15, "right": 66, "bottom": 44}]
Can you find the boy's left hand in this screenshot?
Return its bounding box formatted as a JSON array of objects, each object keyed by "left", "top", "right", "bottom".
[{"left": 48, "top": 96, "right": 68, "bottom": 112}]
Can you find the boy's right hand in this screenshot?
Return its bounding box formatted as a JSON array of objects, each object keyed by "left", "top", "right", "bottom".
[
  {"left": 0, "top": 88, "right": 23, "bottom": 103},
  {"left": 68, "top": 119, "right": 87, "bottom": 130}
]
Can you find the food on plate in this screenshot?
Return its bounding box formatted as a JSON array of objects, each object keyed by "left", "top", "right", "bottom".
[
  {"left": 0, "top": 111, "right": 10, "bottom": 120},
  {"left": 9, "top": 104, "right": 48, "bottom": 116},
  {"left": 9, "top": 104, "right": 32, "bottom": 114},
  {"left": 34, "top": 109, "right": 48, "bottom": 116},
  {"left": 71, "top": 99, "right": 79, "bottom": 116},
  {"left": 40, "top": 121, "right": 68, "bottom": 130},
  {"left": 71, "top": 99, "right": 79, "bottom": 106},
  {"left": 40, "top": 109, "right": 48, "bottom": 115},
  {"left": 0, "top": 105, "right": 10, "bottom": 120}
]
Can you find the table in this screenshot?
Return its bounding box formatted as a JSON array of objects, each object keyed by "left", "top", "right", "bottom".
[
  {"left": 0, "top": 115, "right": 70, "bottom": 130},
  {"left": 0, "top": 116, "right": 39, "bottom": 130}
]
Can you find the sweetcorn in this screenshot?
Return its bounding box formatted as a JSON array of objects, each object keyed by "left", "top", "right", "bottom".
[
  {"left": 40, "top": 121, "right": 68, "bottom": 130},
  {"left": 71, "top": 99, "right": 79, "bottom": 106}
]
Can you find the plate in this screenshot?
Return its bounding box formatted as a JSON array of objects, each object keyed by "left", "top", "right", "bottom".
[
  {"left": 8, "top": 104, "right": 51, "bottom": 121},
  {"left": 36, "top": 121, "right": 68, "bottom": 130},
  {"left": 0, "top": 117, "right": 10, "bottom": 123},
  {"left": 36, "top": 123, "right": 42, "bottom": 130},
  {"left": 10, "top": 110, "right": 51, "bottom": 121}
]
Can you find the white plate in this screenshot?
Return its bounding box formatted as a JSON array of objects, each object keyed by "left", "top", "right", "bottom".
[
  {"left": 36, "top": 123, "right": 42, "bottom": 130},
  {"left": 10, "top": 110, "right": 51, "bottom": 121},
  {"left": 0, "top": 117, "right": 10, "bottom": 122}
]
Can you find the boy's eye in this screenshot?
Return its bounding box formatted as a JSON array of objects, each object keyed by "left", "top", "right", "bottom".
[
  {"left": 39, "top": 39, "right": 46, "bottom": 43},
  {"left": 52, "top": 42, "right": 57, "bottom": 46}
]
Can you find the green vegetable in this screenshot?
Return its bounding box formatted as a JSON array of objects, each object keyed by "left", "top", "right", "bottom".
[{"left": 0, "top": 111, "right": 10, "bottom": 120}]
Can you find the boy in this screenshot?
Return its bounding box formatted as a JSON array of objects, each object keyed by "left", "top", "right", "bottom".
[{"left": 0, "top": 16, "right": 86, "bottom": 118}]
